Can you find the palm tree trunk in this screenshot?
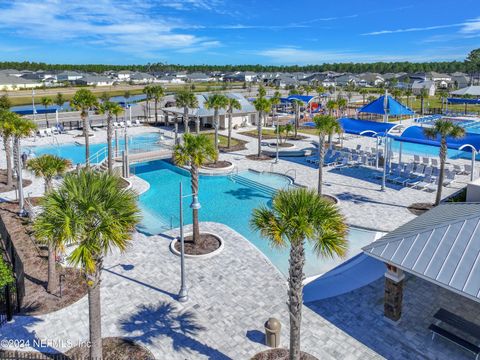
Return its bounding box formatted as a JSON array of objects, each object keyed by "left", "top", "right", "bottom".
[
  {"left": 227, "top": 111, "right": 232, "bottom": 149},
  {"left": 214, "top": 110, "right": 219, "bottom": 154},
  {"left": 47, "top": 245, "right": 58, "bottom": 294},
  {"left": 288, "top": 242, "right": 305, "bottom": 360},
  {"left": 88, "top": 260, "right": 103, "bottom": 360},
  {"left": 154, "top": 98, "right": 158, "bottom": 125},
  {"left": 191, "top": 165, "right": 200, "bottom": 245},
  {"left": 318, "top": 136, "right": 325, "bottom": 196},
  {"left": 107, "top": 114, "right": 113, "bottom": 174},
  {"left": 294, "top": 105, "right": 299, "bottom": 139},
  {"left": 436, "top": 141, "right": 447, "bottom": 205},
  {"left": 196, "top": 116, "right": 200, "bottom": 135},
  {"left": 15, "top": 138, "right": 25, "bottom": 214},
  {"left": 257, "top": 112, "right": 263, "bottom": 157},
  {"left": 184, "top": 107, "right": 189, "bottom": 134},
  {"left": 421, "top": 98, "right": 425, "bottom": 115},
  {"left": 4, "top": 136, "right": 13, "bottom": 188},
  {"left": 83, "top": 112, "right": 90, "bottom": 166}
]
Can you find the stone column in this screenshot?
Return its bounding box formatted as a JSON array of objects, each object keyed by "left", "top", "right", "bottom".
[{"left": 384, "top": 264, "right": 405, "bottom": 322}]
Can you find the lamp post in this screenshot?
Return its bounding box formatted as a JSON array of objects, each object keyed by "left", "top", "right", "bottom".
[
  {"left": 275, "top": 111, "right": 279, "bottom": 164},
  {"left": 178, "top": 181, "right": 201, "bottom": 302}
]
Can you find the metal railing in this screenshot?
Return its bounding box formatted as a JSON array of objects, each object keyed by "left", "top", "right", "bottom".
[
  {"left": 87, "top": 146, "right": 108, "bottom": 165},
  {"left": 228, "top": 167, "right": 239, "bottom": 181},
  {"left": 285, "top": 169, "right": 297, "bottom": 181}
]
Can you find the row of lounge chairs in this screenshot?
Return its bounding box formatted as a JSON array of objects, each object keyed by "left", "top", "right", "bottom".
[
  {"left": 414, "top": 115, "right": 442, "bottom": 123},
  {"left": 306, "top": 149, "right": 376, "bottom": 169},
  {"left": 413, "top": 155, "right": 473, "bottom": 175},
  {"left": 37, "top": 125, "right": 65, "bottom": 137},
  {"left": 444, "top": 110, "right": 480, "bottom": 117},
  {"left": 113, "top": 119, "right": 142, "bottom": 127},
  {"left": 382, "top": 163, "right": 457, "bottom": 191}
]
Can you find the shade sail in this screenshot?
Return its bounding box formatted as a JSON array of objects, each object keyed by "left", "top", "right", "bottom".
[
  {"left": 13, "top": 108, "right": 57, "bottom": 115},
  {"left": 447, "top": 98, "right": 480, "bottom": 105},
  {"left": 358, "top": 95, "right": 414, "bottom": 116},
  {"left": 280, "top": 95, "right": 315, "bottom": 104},
  {"left": 391, "top": 125, "right": 480, "bottom": 152},
  {"left": 338, "top": 117, "right": 398, "bottom": 137}
]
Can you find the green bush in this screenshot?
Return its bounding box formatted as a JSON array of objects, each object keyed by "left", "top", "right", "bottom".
[{"left": 0, "top": 253, "right": 14, "bottom": 288}]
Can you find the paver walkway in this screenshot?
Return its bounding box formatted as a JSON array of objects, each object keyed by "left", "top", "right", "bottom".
[{"left": 0, "top": 223, "right": 382, "bottom": 359}]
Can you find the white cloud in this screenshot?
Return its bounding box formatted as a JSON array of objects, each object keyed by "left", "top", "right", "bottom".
[
  {"left": 0, "top": 0, "right": 221, "bottom": 57},
  {"left": 362, "top": 23, "right": 463, "bottom": 36},
  {"left": 461, "top": 17, "right": 480, "bottom": 33}
]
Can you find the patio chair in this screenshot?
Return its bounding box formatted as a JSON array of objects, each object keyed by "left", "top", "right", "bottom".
[
  {"left": 425, "top": 177, "right": 440, "bottom": 192},
  {"left": 386, "top": 168, "right": 403, "bottom": 183},
  {"left": 113, "top": 121, "right": 119, "bottom": 127},
  {"left": 413, "top": 155, "right": 421, "bottom": 164},
  {"left": 411, "top": 164, "right": 425, "bottom": 178},
  {"left": 37, "top": 129, "right": 46, "bottom": 137},
  {"left": 422, "top": 157, "right": 430, "bottom": 166},
  {"left": 413, "top": 175, "right": 434, "bottom": 190},
  {"left": 334, "top": 157, "right": 351, "bottom": 170},
  {"left": 135, "top": 119, "right": 142, "bottom": 126},
  {"left": 45, "top": 128, "right": 53, "bottom": 136},
  {"left": 119, "top": 121, "right": 125, "bottom": 128},
  {"left": 464, "top": 164, "right": 473, "bottom": 176},
  {"left": 453, "top": 164, "right": 463, "bottom": 174},
  {"left": 356, "top": 144, "right": 362, "bottom": 151},
  {"left": 126, "top": 120, "right": 133, "bottom": 127},
  {"left": 431, "top": 158, "right": 439, "bottom": 167},
  {"left": 443, "top": 171, "right": 456, "bottom": 187}
]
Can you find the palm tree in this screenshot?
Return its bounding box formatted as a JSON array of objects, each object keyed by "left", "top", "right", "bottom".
[
  {"left": 0, "top": 94, "right": 11, "bottom": 110},
  {"left": 270, "top": 91, "right": 282, "bottom": 145},
  {"left": 27, "top": 154, "right": 71, "bottom": 294},
  {"left": 173, "top": 134, "right": 217, "bottom": 243},
  {"left": 151, "top": 85, "right": 165, "bottom": 125},
  {"left": 33, "top": 170, "right": 140, "bottom": 360},
  {"left": 359, "top": 88, "right": 369, "bottom": 104},
  {"left": 98, "top": 101, "right": 124, "bottom": 173},
  {"left": 0, "top": 110, "right": 17, "bottom": 188},
  {"left": 251, "top": 188, "right": 348, "bottom": 360},
  {"left": 337, "top": 98, "right": 347, "bottom": 116},
  {"left": 175, "top": 89, "right": 198, "bottom": 138},
  {"left": 71, "top": 89, "right": 98, "bottom": 166},
  {"left": 253, "top": 96, "right": 271, "bottom": 158},
  {"left": 418, "top": 88, "right": 429, "bottom": 115},
  {"left": 204, "top": 93, "right": 228, "bottom": 153},
  {"left": 99, "top": 92, "right": 110, "bottom": 103},
  {"left": 404, "top": 89, "right": 413, "bottom": 107},
  {"left": 54, "top": 93, "right": 65, "bottom": 110},
  {"left": 40, "top": 97, "right": 53, "bottom": 122},
  {"left": 313, "top": 115, "right": 342, "bottom": 195},
  {"left": 142, "top": 85, "right": 152, "bottom": 120},
  {"left": 11, "top": 116, "right": 37, "bottom": 214},
  {"left": 326, "top": 100, "right": 337, "bottom": 116},
  {"left": 291, "top": 99, "right": 302, "bottom": 139},
  {"left": 424, "top": 120, "right": 465, "bottom": 205},
  {"left": 302, "top": 85, "right": 312, "bottom": 95},
  {"left": 225, "top": 97, "right": 241, "bottom": 149}
]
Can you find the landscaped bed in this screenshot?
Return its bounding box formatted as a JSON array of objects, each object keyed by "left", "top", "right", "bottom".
[
  {"left": 251, "top": 348, "right": 318, "bottom": 360},
  {"left": 0, "top": 201, "right": 87, "bottom": 315},
  {"left": 173, "top": 233, "right": 221, "bottom": 256},
  {"left": 240, "top": 129, "right": 308, "bottom": 141},
  {"left": 203, "top": 133, "right": 248, "bottom": 152},
  {"left": 0, "top": 169, "right": 32, "bottom": 193},
  {"left": 203, "top": 160, "right": 233, "bottom": 169}
]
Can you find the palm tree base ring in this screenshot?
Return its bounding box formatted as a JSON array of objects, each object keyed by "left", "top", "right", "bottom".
[{"left": 170, "top": 232, "right": 224, "bottom": 259}]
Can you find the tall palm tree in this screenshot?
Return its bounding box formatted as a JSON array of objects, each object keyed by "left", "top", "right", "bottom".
[
  {"left": 151, "top": 85, "right": 165, "bottom": 125},
  {"left": 418, "top": 88, "right": 429, "bottom": 115},
  {"left": 359, "top": 88, "right": 369, "bottom": 104},
  {"left": 27, "top": 154, "right": 71, "bottom": 294},
  {"left": 291, "top": 99, "right": 302, "bottom": 138},
  {"left": 424, "top": 120, "right": 465, "bottom": 205},
  {"left": 313, "top": 115, "right": 342, "bottom": 195},
  {"left": 98, "top": 101, "right": 124, "bottom": 173},
  {"left": 204, "top": 93, "right": 228, "bottom": 153},
  {"left": 54, "top": 93, "right": 65, "bottom": 110},
  {"left": 226, "top": 97, "right": 241, "bottom": 149},
  {"left": 270, "top": 91, "right": 282, "bottom": 145},
  {"left": 173, "top": 134, "right": 217, "bottom": 243},
  {"left": 0, "top": 110, "right": 17, "bottom": 188},
  {"left": 71, "top": 89, "right": 98, "bottom": 166},
  {"left": 12, "top": 116, "right": 37, "bottom": 214},
  {"left": 175, "top": 89, "right": 198, "bottom": 138},
  {"left": 40, "top": 97, "right": 53, "bottom": 122},
  {"left": 33, "top": 170, "right": 140, "bottom": 360},
  {"left": 326, "top": 100, "right": 337, "bottom": 116},
  {"left": 337, "top": 97, "right": 347, "bottom": 116},
  {"left": 251, "top": 188, "right": 348, "bottom": 360},
  {"left": 302, "top": 85, "right": 312, "bottom": 95},
  {"left": 253, "top": 96, "right": 271, "bottom": 158},
  {"left": 404, "top": 89, "right": 413, "bottom": 107}
]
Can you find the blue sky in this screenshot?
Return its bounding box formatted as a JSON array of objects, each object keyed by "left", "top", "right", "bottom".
[{"left": 0, "top": 0, "right": 479, "bottom": 65}]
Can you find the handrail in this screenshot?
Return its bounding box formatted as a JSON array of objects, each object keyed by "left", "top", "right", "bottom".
[
  {"left": 228, "top": 167, "right": 239, "bottom": 181},
  {"left": 170, "top": 214, "right": 179, "bottom": 229},
  {"left": 285, "top": 169, "right": 297, "bottom": 181},
  {"left": 88, "top": 146, "right": 108, "bottom": 165}
]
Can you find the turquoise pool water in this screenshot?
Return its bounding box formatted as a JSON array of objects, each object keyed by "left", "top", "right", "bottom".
[
  {"left": 25, "top": 132, "right": 165, "bottom": 165},
  {"left": 134, "top": 160, "right": 378, "bottom": 277}
]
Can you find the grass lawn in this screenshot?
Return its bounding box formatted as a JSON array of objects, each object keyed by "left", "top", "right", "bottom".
[
  {"left": 203, "top": 132, "right": 246, "bottom": 150},
  {"left": 239, "top": 129, "right": 308, "bottom": 140}
]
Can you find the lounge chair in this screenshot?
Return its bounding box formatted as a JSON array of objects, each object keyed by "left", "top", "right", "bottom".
[
  {"left": 334, "top": 158, "right": 351, "bottom": 170},
  {"left": 37, "top": 129, "right": 46, "bottom": 137},
  {"left": 413, "top": 175, "right": 434, "bottom": 190},
  {"left": 135, "top": 119, "right": 142, "bottom": 126},
  {"left": 425, "top": 178, "right": 440, "bottom": 192},
  {"left": 443, "top": 171, "right": 456, "bottom": 187},
  {"left": 45, "top": 128, "right": 53, "bottom": 136},
  {"left": 386, "top": 168, "right": 403, "bottom": 183},
  {"left": 453, "top": 164, "right": 463, "bottom": 174},
  {"left": 356, "top": 144, "right": 362, "bottom": 151},
  {"left": 431, "top": 158, "right": 439, "bottom": 167},
  {"left": 411, "top": 164, "right": 425, "bottom": 178},
  {"left": 422, "top": 157, "right": 430, "bottom": 166},
  {"left": 126, "top": 120, "right": 133, "bottom": 127},
  {"left": 464, "top": 164, "right": 473, "bottom": 176},
  {"left": 413, "top": 155, "right": 421, "bottom": 164}
]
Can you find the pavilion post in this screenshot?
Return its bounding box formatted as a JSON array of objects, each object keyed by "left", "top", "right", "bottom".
[
  {"left": 382, "top": 136, "right": 388, "bottom": 191},
  {"left": 471, "top": 151, "right": 476, "bottom": 181},
  {"left": 398, "top": 141, "right": 403, "bottom": 166},
  {"left": 375, "top": 137, "right": 379, "bottom": 169},
  {"left": 384, "top": 263, "right": 405, "bottom": 322}
]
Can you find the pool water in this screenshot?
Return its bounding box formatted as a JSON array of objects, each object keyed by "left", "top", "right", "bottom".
[
  {"left": 25, "top": 132, "right": 165, "bottom": 165},
  {"left": 134, "top": 160, "right": 378, "bottom": 277}
]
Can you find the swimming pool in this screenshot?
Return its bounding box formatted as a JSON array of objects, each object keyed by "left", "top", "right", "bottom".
[
  {"left": 25, "top": 132, "right": 166, "bottom": 165},
  {"left": 133, "top": 160, "right": 378, "bottom": 277}
]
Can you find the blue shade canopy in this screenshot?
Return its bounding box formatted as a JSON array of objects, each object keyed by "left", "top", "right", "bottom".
[
  {"left": 280, "top": 95, "right": 315, "bottom": 104},
  {"left": 338, "top": 117, "right": 398, "bottom": 137},
  {"left": 359, "top": 95, "right": 414, "bottom": 116},
  {"left": 391, "top": 126, "right": 480, "bottom": 152},
  {"left": 13, "top": 108, "right": 58, "bottom": 115},
  {"left": 447, "top": 98, "right": 480, "bottom": 105}
]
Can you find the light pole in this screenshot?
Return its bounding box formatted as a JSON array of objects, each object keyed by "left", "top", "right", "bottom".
[
  {"left": 178, "top": 181, "right": 201, "bottom": 302},
  {"left": 275, "top": 112, "right": 279, "bottom": 164}
]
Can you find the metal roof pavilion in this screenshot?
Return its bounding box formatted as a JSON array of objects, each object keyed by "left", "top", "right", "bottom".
[{"left": 363, "top": 203, "right": 480, "bottom": 303}]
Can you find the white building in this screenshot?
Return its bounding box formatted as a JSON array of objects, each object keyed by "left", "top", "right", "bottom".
[
  {"left": 0, "top": 74, "right": 43, "bottom": 90},
  {"left": 412, "top": 80, "right": 436, "bottom": 96}
]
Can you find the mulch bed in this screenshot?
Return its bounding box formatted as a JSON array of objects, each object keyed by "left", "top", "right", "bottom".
[
  {"left": 240, "top": 132, "right": 308, "bottom": 141},
  {"left": 251, "top": 348, "right": 318, "bottom": 360},
  {"left": 0, "top": 169, "right": 32, "bottom": 193},
  {"left": 219, "top": 138, "right": 248, "bottom": 152},
  {"left": 269, "top": 142, "right": 294, "bottom": 148},
  {"left": 407, "top": 202, "right": 434, "bottom": 215},
  {"left": 66, "top": 337, "right": 155, "bottom": 360},
  {"left": 203, "top": 160, "right": 232, "bottom": 169},
  {"left": 321, "top": 194, "right": 338, "bottom": 204},
  {"left": 246, "top": 154, "right": 272, "bottom": 161},
  {"left": 174, "top": 233, "right": 221, "bottom": 255},
  {"left": 0, "top": 337, "right": 155, "bottom": 360},
  {"left": 0, "top": 201, "right": 87, "bottom": 315}
]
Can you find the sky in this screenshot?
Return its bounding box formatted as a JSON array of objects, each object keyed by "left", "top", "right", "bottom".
[{"left": 0, "top": 0, "right": 479, "bottom": 65}]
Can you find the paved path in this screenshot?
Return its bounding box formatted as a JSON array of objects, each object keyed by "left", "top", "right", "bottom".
[{"left": 0, "top": 223, "right": 382, "bottom": 359}]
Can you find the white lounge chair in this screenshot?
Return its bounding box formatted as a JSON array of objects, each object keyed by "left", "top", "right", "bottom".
[
  {"left": 453, "top": 164, "right": 463, "bottom": 174},
  {"left": 413, "top": 155, "right": 421, "bottom": 164},
  {"left": 113, "top": 121, "right": 119, "bottom": 127},
  {"left": 414, "top": 175, "right": 434, "bottom": 190},
  {"left": 464, "top": 164, "right": 473, "bottom": 175},
  {"left": 119, "top": 121, "right": 125, "bottom": 127},
  {"left": 422, "top": 157, "right": 430, "bottom": 166},
  {"left": 45, "top": 128, "right": 53, "bottom": 136},
  {"left": 37, "top": 129, "right": 46, "bottom": 137},
  {"left": 126, "top": 120, "right": 133, "bottom": 127},
  {"left": 425, "top": 178, "right": 440, "bottom": 192},
  {"left": 431, "top": 158, "right": 439, "bottom": 167},
  {"left": 135, "top": 119, "right": 142, "bottom": 126}
]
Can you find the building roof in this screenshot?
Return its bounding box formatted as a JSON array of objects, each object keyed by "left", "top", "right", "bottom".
[
  {"left": 164, "top": 93, "right": 255, "bottom": 116},
  {"left": 451, "top": 86, "right": 480, "bottom": 96},
  {"left": 363, "top": 203, "right": 480, "bottom": 303}
]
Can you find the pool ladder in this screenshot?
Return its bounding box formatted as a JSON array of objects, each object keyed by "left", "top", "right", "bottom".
[{"left": 228, "top": 167, "right": 239, "bottom": 182}]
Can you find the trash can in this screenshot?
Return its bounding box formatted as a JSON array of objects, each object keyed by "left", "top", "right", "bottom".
[{"left": 264, "top": 317, "right": 281, "bottom": 348}]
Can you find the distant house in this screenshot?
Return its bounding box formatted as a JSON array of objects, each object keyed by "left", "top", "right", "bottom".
[
  {"left": 357, "top": 73, "right": 385, "bottom": 87},
  {"left": 75, "top": 75, "right": 114, "bottom": 87},
  {"left": 57, "top": 71, "right": 84, "bottom": 82},
  {"left": 186, "top": 72, "right": 212, "bottom": 82},
  {"left": 156, "top": 75, "right": 185, "bottom": 84},
  {"left": 130, "top": 72, "right": 156, "bottom": 84},
  {"left": 117, "top": 70, "right": 134, "bottom": 81},
  {"left": 224, "top": 71, "right": 257, "bottom": 82},
  {"left": 450, "top": 72, "right": 470, "bottom": 89},
  {"left": 0, "top": 74, "right": 42, "bottom": 90},
  {"left": 412, "top": 80, "right": 436, "bottom": 96},
  {"left": 334, "top": 74, "right": 360, "bottom": 86},
  {"left": 272, "top": 76, "right": 298, "bottom": 88}
]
